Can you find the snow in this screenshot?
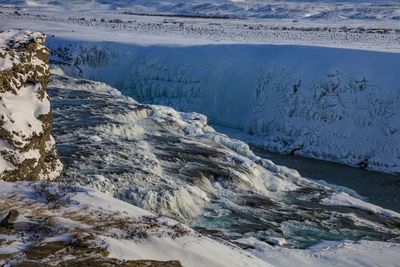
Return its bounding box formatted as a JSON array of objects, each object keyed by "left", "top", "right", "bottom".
[
  {"left": 0, "top": 29, "right": 48, "bottom": 70},
  {"left": 0, "top": 54, "right": 14, "bottom": 71},
  {"left": 3, "top": 0, "right": 400, "bottom": 24},
  {"left": 236, "top": 237, "right": 400, "bottom": 267},
  {"left": 0, "top": 158, "right": 15, "bottom": 173},
  {"left": 0, "top": 29, "right": 62, "bottom": 181},
  {"left": 0, "top": 85, "right": 50, "bottom": 146},
  {"left": 2, "top": 180, "right": 399, "bottom": 267},
  {"left": 0, "top": 140, "right": 16, "bottom": 173},
  {"left": 0, "top": 30, "right": 50, "bottom": 147},
  {"left": 0, "top": 180, "right": 269, "bottom": 267},
  {"left": 103, "top": 236, "right": 269, "bottom": 267},
  {"left": 1, "top": 2, "right": 400, "bottom": 52}
]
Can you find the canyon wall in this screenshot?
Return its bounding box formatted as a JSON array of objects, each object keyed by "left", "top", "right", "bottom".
[{"left": 0, "top": 30, "right": 62, "bottom": 181}]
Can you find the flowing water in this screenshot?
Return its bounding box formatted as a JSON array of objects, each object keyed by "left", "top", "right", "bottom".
[
  {"left": 253, "top": 148, "right": 400, "bottom": 213},
  {"left": 49, "top": 75, "right": 400, "bottom": 250}
]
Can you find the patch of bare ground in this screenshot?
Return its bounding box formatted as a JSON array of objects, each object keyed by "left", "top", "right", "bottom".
[{"left": 0, "top": 183, "right": 186, "bottom": 266}]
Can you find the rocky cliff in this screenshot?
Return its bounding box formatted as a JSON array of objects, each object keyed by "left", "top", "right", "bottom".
[{"left": 0, "top": 30, "right": 62, "bottom": 181}]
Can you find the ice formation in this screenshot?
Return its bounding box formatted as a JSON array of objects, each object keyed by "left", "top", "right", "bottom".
[{"left": 49, "top": 40, "right": 400, "bottom": 174}]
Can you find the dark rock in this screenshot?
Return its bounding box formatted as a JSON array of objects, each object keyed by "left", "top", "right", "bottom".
[{"left": 0, "top": 209, "right": 19, "bottom": 226}]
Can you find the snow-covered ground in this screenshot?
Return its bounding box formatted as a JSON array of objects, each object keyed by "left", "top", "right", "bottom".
[
  {"left": 2, "top": 180, "right": 399, "bottom": 267},
  {"left": 2, "top": 0, "right": 400, "bottom": 24},
  {"left": 239, "top": 237, "right": 400, "bottom": 267},
  {"left": 1, "top": 1, "right": 400, "bottom": 51},
  {"left": 0, "top": 181, "right": 269, "bottom": 267}
]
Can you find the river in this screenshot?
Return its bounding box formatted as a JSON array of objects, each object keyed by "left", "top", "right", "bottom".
[{"left": 254, "top": 148, "right": 400, "bottom": 212}]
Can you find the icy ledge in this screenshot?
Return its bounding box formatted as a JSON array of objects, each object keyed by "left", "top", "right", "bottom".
[{"left": 49, "top": 39, "right": 400, "bottom": 174}]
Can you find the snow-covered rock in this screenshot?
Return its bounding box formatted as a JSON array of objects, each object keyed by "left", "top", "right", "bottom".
[
  {"left": 0, "top": 181, "right": 268, "bottom": 267},
  {"left": 235, "top": 237, "right": 400, "bottom": 267},
  {"left": 0, "top": 30, "right": 63, "bottom": 181}
]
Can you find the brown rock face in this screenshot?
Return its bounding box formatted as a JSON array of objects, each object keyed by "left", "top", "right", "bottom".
[{"left": 0, "top": 30, "right": 63, "bottom": 181}]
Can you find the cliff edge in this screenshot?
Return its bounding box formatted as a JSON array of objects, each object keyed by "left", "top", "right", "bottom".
[{"left": 0, "top": 30, "right": 62, "bottom": 181}]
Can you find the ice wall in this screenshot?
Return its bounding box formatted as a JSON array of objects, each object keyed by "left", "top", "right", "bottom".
[{"left": 50, "top": 39, "right": 400, "bottom": 173}]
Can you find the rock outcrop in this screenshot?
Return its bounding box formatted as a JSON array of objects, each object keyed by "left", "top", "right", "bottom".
[{"left": 0, "top": 30, "right": 62, "bottom": 181}]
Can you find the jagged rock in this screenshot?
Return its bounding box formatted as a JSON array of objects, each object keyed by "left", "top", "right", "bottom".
[
  {"left": 0, "top": 30, "right": 63, "bottom": 181},
  {"left": 0, "top": 209, "right": 18, "bottom": 226}
]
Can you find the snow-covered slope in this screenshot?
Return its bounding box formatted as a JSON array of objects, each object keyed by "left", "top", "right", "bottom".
[
  {"left": 0, "top": 30, "right": 62, "bottom": 181},
  {"left": 0, "top": 181, "right": 269, "bottom": 267},
  {"left": 49, "top": 39, "right": 400, "bottom": 174},
  {"left": 237, "top": 237, "right": 400, "bottom": 267},
  {"left": 2, "top": 180, "right": 399, "bottom": 267}
]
